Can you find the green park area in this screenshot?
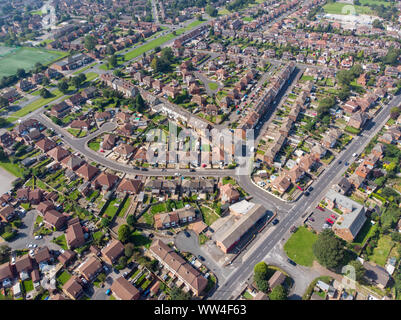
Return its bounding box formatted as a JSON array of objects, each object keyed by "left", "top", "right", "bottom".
[
  {"left": 284, "top": 226, "right": 318, "bottom": 267},
  {"left": 323, "top": 2, "right": 373, "bottom": 15},
  {"left": 11, "top": 89, "right": 64, "bottom": 119},
  {"left": 0, "top": 46, "right": 68, "bottom": 77},
  {"left": 123, "top": 22, "right": 204, "bottom": 62}
]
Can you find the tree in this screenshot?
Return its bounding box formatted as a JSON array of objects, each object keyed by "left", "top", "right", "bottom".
[
  {"left": 118, "top": 256, "right": 127, "bottom": 268},
  {"left": 39, "top": 88, "right": 51, "bottom": 98},
  {"left": 118, "top": 224, "right": 131, "bottom": 243},
  {"left": 268, "top": 285, "right": 287, "bottom": 300},
  {"left": 78, "top": 73, "right": 86, "bottom": 84},
  {"left": 347, "top": 260, "right": 366, "bottom": 283},
  {"left": 16, "top": 68, "right": 26, "bottom": 79},
  {"left": 127, "top": 215, "right": 136, "bottom": 227},
  {"left": 336, "top": 69, "right": 354, "bottom": 86},
  {"left": 206, "top": 5, "right": 218, "bottom": 17},
  {"left": 0, "top": 245, "right": 11, "bottom": 263},
  {"left": 253, "top": 262, "right": 269, "bottom": 293},
  {"left": 317, "top": 96, "right": 335, "bottom": 118},
  {"left": 372, "top": 19, "right": 384, "bottom": 29},
  {"left": 108, "top": 54, "right": 118, "bottom": 68},
  {"left": 101, "top": 217, "right": 110, "bottom": 228},
  {"left": 71, "top": 76, "right": 82, "bottom": 89},
  {"left": 84, "top": 35, "right": 97, "bottom": 51},
  {"left": 313, "top": 229, "right": 345, "bottom": 270},
  {"left": 41, "top": 76, "right": 50, "bottom": 86},
  {"left": 58, "top": 80, "right": 69, "bottom": 94},
  {"left": 124, "top": 243, "right": 134, "bottom": 257}
]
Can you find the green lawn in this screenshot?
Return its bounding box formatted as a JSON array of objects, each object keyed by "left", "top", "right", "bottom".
[
  {"left": 118, "top": 196, "right": 131, "bottom": 218},
  {"left": 103, "top": 198, "right": 122, "bottom": 219},
  {"left": 352, "top": 220, "right": 375, "bottom": 247},
  {"left": 123, "top": 22, "right": 204, "bottom": 62},
  {"left": 22, "top": 279, "right": 34, "bottom": 293},
  {"left": 57, "top": 270, "right": 72, "bottom": 285},
  {"left": 88, "top": 140, "right": 100, "bottom": 152},
  {"left": 323, "top": 2, "right": 373, "bottom": 15},
  {"left": 208, "top": 82, "right": 219, "bottom": 91},
  {"left": 368, "top": 235, "right": 394, "bottom": 267},
  {"left": 284, "top": 226, "right": 318, "bottom": 267},
  {"left": 150, "top": 203, "right": 167, "bottom": 214},
  {"left": 52, "top": 234, "right": 68, "bottom": 250},
  {"left": 200, "top": 206, "right": 219, "bottom": 226},
  {"left": 12, "top": 89, "right": 64, "bottom": 119},
  {"left": 72, "top": 63, "right": 97, "bottom": 75},
  {"left": 0, "top": 159, "right": 24, "bottom": 177},
  {"left": 85, "top": 72, "right": 98, "bottom": 82}
]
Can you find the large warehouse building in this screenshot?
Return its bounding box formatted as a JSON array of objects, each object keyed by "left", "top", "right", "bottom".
[{"left": 215, "top": 201, "right": 267, "bottom": 253}]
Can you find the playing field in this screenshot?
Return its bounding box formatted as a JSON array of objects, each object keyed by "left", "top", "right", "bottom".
[
  {"left": 0, "top": 46, "right": 67, "bottom": 77},
  {"left": 323, "top": 2, "right": 373, "bottom": 15}
]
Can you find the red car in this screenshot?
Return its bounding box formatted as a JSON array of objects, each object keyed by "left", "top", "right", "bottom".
[
  {"left": 316, "top": 206, "right": 325, "bottom": 212},
  {"left": 330, "top": 214, "right": 337, "bottom": 220},
  {"left": 326, "top": 218, "right": 334, "bottom": 224},
  {"left": 296, "top": 185, "right": 304, "bottom": 191}
]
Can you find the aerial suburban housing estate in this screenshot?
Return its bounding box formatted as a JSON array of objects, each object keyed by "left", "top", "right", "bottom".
[{"left": 0, "top": 0, "right": 400, "bottom": 307}]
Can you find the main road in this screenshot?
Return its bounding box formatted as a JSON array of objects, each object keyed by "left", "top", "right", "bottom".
[{"left": 210, "top": 93, "right": 401, "bottom": 299}]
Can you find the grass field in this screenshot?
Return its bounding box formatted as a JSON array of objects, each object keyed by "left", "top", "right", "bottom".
[
  {"left": 123, "top": 22, "right": 204, "bottom": 62},
  {"left": 208, "top": 82, "right": 219, "bottom": 91},
  {"left": 284, "top": 227, "right": 318, "bottom": 267},
  {"left": 0, "top": 46, "right": 68, "bottom": 77},
  {"left": 323, "top": 2, "right": 373, "bottom": 15},
  {"left": 11, "top": 89, "right": 64, "bottom": 119},
  {"left": 200, "top": 206, "right": 219, "bottom": 226},
  {"left": 359, "top": 0, "right": 391, "bottom": 6},
  {"left": 0, "top": 159, "right": 24, "bottom": 177}
]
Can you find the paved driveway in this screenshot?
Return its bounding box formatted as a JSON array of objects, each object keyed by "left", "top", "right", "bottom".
[{"left": 174, "top": 230, "right": 230, "bottom": 282}]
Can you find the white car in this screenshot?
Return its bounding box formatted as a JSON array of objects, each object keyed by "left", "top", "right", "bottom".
[
  {"left": 29, "top": 249, "right": 35, "bottom": 256},
  {"left": 33, "top": 244, "right": 37, "bottom": 248},
  {"left": 352, "top": 153, "right": 358, "bottom": 157}
]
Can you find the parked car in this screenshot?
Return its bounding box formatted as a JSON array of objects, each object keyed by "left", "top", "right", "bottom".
[
  {"left": 123, "top": 271, "right": 129, "bottom": 278},
  {"left": 304, "top": 191, "right": 310, "bottom": 196},
  {"left": 309, "top": 217, "right": 315, "bottom": 222},
  {"left": 197, "top": 255, "right": 205, "bottom": 261},
  {"left": 148, "top": 233, "right": 154, "bottom": 238},
  {"left": 287, "top": 258, "right": 296, "bottom": 266},
  {"left": 326, "top": 218, "right": 334, "bottom": 225},
  {"left": 316, "top": 206, "right": 325, "bottom": 212},
  {"left": 105, "top": 289, "right": 111, "bottom": 295},
  {"left": 330, "top": 214, "right": 337, "bottom": 220},
  {"left": 166, "top": 231, "right": 174, "bottom": 236},
  {"left": 290, "top": 226, "right": 297, "bottom": 233},
  {"left": 184, "top": 231, "right": 190, "bottom": 238},
  {"left": 272, "top": 218, "right": 279, "bottom": 225},
  {"left": 307, "top": 186, "right": 313, "bottom": 192}
]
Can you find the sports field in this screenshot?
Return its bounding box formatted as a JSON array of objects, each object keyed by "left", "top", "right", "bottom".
[
  {"left": 323, "top": 2, "right": 373, "bottom": 15},
  {"left": 0, "top": 46, "right": 67, "bottom": 77}
]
